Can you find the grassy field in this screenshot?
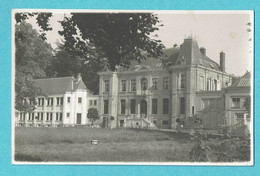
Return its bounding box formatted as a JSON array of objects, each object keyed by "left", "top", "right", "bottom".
[{"left": 15, "top": 127, "right": 194, "bottom": 162}]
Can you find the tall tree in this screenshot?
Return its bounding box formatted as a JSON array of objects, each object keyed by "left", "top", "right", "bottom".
[
  {"left": 58, "top": 13, "right": 165, "bottom": 71},
  {"left": 15, "top": 22, "right": 53, "bottom": 112}
]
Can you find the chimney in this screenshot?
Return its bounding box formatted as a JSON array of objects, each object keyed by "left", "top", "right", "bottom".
[
  {"left": 220, "top": 51, "right": 225, "bottom": 72},
  {"left": 200, "top": 47, "right": 206, "bottom": 55}
]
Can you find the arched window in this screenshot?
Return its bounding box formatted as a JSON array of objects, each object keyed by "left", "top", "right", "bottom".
[{"left": 141, "top": 78, "right": 148, "bottom": 90}]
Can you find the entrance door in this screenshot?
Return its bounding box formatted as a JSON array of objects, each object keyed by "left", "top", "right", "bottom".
[
  {"left": 76, "top": 113, "right": 82, "bottom": 124},
  {"left": 140, "top": 100, "right": 147, "bottom": 118}
]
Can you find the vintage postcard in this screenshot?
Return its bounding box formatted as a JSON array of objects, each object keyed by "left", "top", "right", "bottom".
[{"left": 12, "top": 10, "right": 254, "bottom": 165}]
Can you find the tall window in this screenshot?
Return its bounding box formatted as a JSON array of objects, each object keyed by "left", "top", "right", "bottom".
[
  {"left": 152, "top": 99, "right": 158, "bottom": 114},
  {"left": 104, "top": 100, "right": 109, "bottom": 114},
  {"left": 199, "top": 76, "right": 204, "bottom": 90},
  {"left": 56, "top": 97, "right": 63, "bottom": 105},
  {"left": 89, "top": 100, "right": 93, "bottom": 106},
  {"left": 207, "top": 78, "right": 211, "bottom": 91},
  {"left": 121, "top": 80, "right": 126, "bottom": 92},
  {"left": 104, "top": 80, "right": 109, "bottom": 92},
  {"left": 121, "top": 100, "right": 126, "bottom": 114},
  {"left": 232, "top": 98, "right": 240, "bottom": 108},
  {"left": 131, "top": 79, "right": 136, "bottom": 91},
  {"left": 163, "top": 98, "right": 169, "bottom": 114},
  {"left": 180, "top": 97, "right": 185, "bottom": 114},
  {"left": 152, "top": 78, "right": 158, "bottom": 90},
  {"left": 141, "top": 78, "right": 148, "bottom": 90},
  {"left": 180, "top": 74, "right": 186, "bottom": 89},
  {"left": 163, "top": 77, "right": 169, "bottom": 90},
  {"left": 38, "top": 98, "right": 44, "bottom": 106},
  {"left": 47, "top": 98, "right": 53, "bottom": 106},
  {"left": 56, "top": 113, "right": 63, "bottom": 121},
  {"left": 67, "top": 97, "right": 70, "bottom": 103},
  {"left": 130, "top": 99, "right": 136, "bottom": 114},
  {"left": 214, "top": 79, "right": 217, "bottom": 90}
]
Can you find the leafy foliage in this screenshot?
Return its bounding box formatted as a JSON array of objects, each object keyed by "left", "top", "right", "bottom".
[
  {"left": 87, "top": 108, "right": 99, "bottom": 126},
  {"left": 243, "top": 96, "right": 251, "bottom": 115},
  {"left": 15, "top": 22, "right": 53, "bottom": 111},
  {"left": 189, "top": 127, "right": 251, "bottom": 162},
  {"left": 15, "top": 12, "right": 53, "bottom": 40},
  {"left": 59, "top": 13, "right": 165, "bottom": 71}
]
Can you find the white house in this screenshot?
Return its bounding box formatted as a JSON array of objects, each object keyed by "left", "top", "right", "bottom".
[{"left": 16, "top": 74, "right": 99, "bottom": 127}]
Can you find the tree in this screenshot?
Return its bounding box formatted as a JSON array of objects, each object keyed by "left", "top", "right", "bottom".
[
  {"left": 15, "top": 12, "right": 53, "bottom": 40},
  {"left": 87, "top": 108, "right": 99, "bottom": 126},
  {"left": 16, "top": 12, "right": 165, "bottom": 93},
  {"left": 58, "top": 13, "right": 165, "bottom": 71},
  {"left": 243, "top": 96, "right": 251, "bottom": 116},
  {"left": 15, "top": 22, "right": 53, "bottom": 112}
]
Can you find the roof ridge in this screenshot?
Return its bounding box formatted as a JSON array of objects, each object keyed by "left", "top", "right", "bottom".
[{"left": 36, "top": 76, "right": 75, "bottom": 80}]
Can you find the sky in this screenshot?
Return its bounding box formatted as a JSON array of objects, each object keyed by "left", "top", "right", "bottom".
[{"left": 27, "top": 11, "right": 253, "bottom": 76}]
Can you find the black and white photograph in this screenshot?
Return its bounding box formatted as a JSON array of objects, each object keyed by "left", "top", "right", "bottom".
[{"left": 12, "top": 10, "right": 254, "bottom": 164}]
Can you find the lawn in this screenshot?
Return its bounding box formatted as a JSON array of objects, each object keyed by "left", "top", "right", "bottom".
[
  {"left": 14, "top": 127, "right": 193, "bottom": 162},
  {"left": 14, "top": 127, "right": 251, "bottom": 163}
]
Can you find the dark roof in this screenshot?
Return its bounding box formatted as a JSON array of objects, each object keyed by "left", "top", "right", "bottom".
[
  {"left": 228, "top": 72, "right": 251, "bottom": 88},
  {"left": 35, "top": 76, "right": 87, "bottom": 95},
  {"left": 123, "top": 37, "right": 222, "bottom": 72},
  {"left": 126, "top": 47, "right": 179, "bottom": 71}
]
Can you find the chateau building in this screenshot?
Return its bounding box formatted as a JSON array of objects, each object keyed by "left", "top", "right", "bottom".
[
  {"left": 98, "top": 37, "right": 233, "bottom": 129},
  {"left": 15, "top": 74, "right": 99, "bottom": 127},
  {"left": 15, "top": 37, "right": 251, "bottom": 132}
]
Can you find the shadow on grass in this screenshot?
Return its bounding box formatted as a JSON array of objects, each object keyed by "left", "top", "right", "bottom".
[{"left": 15, "top": 153, "right": 43, "bottom": 162}]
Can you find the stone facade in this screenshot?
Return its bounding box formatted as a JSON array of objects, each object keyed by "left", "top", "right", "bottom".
[{"left": 98, "top": 37, "right": 233, "bottom": 129}]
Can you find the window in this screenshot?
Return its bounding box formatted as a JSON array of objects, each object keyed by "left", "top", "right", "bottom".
[
  {"left": 56, "top": 113, "right": 63, "bottom": 121},
  {"left": 192, "top": 106, "right": 195, "bottom": 115},
  {"left": 104, "top": 80, "right": 109, "bottom": 92},
  {"left": 67, "top": 113, "right": 70, "bottom": 118},
  {"left": 46, "top": 113, "right": 49, "bottom": 121},
  {"left": 29, "top": 100, "right": 34, "bottom": 106},
  {"left": 78, "top": 97, "right": 82, "bottom": 103},
  {"left": 152, "top": 78, "right": 158, "bottom": 90},
  {"left": 94, "top": 100, "right": 97, "bottom": 106},
  {"left": 121, "top": 80, "right": 127, "bottom": 92},
  {"left": 162, "top": 120, "right": 169, "bottom": 125},
  {"left": 214, "top": 79, "right": 217, "bottom": 91},
  {"left": 180, "top": 74, "right": 186, "bottom": 89},
  {"left": 130, "top": 99, "right": 136, "bottom": 114},
  {"left": 232, "top": 98, "right": 240, "bottom": 108},
  {"left": 131, "top": 79, "right": 136, "bottom": 91},
  {"left": 199, "top": 76, "right": 204, "bottom": 90},
  {"left": 67, "top": 97, "right": 71, "bottom": 103},
  {"left": 207, "top": 78, "right": 211, "bottom": 91},
  {"left": 89, "top": 100, "right": 93, "bottom": 106},
  {"left": 163, "top": 98, "right": 169, "bottom": 114},
  {"left": 152, "top": 99, "right": 158, "bottom": 114},
  {"left": 38, "top": 98, "right": 44, "bottom": 106},
  {"left": 56, "top": 97, "right": 63, "bottom": 106},
  {"left": 104, "top": 100, "right": 109, "bottom": 114},
  {"left": 50, "top": 113, "right": 53, "bottom": 121},
  {"left": 163, "top": 77, "right": 169, "bottom": 90},
  {"left": 141, "top": 78, "right": 148, "bottom": 90},
  {"left": 37, "top": 112, "right": 43, "bottom": 120},
  {"left": 121, "top": 100, "right": 126, "bottom": 114},
  {"left": 180, "top": 97, "right": 185, "bottom": 114},
  {"left": 47, "top": 98, "right": 53, "bottom": 106}
]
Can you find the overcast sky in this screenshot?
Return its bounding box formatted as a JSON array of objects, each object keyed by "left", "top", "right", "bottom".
[{"left": 27, "top": 11, "right": 253, "bottom": 76}]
